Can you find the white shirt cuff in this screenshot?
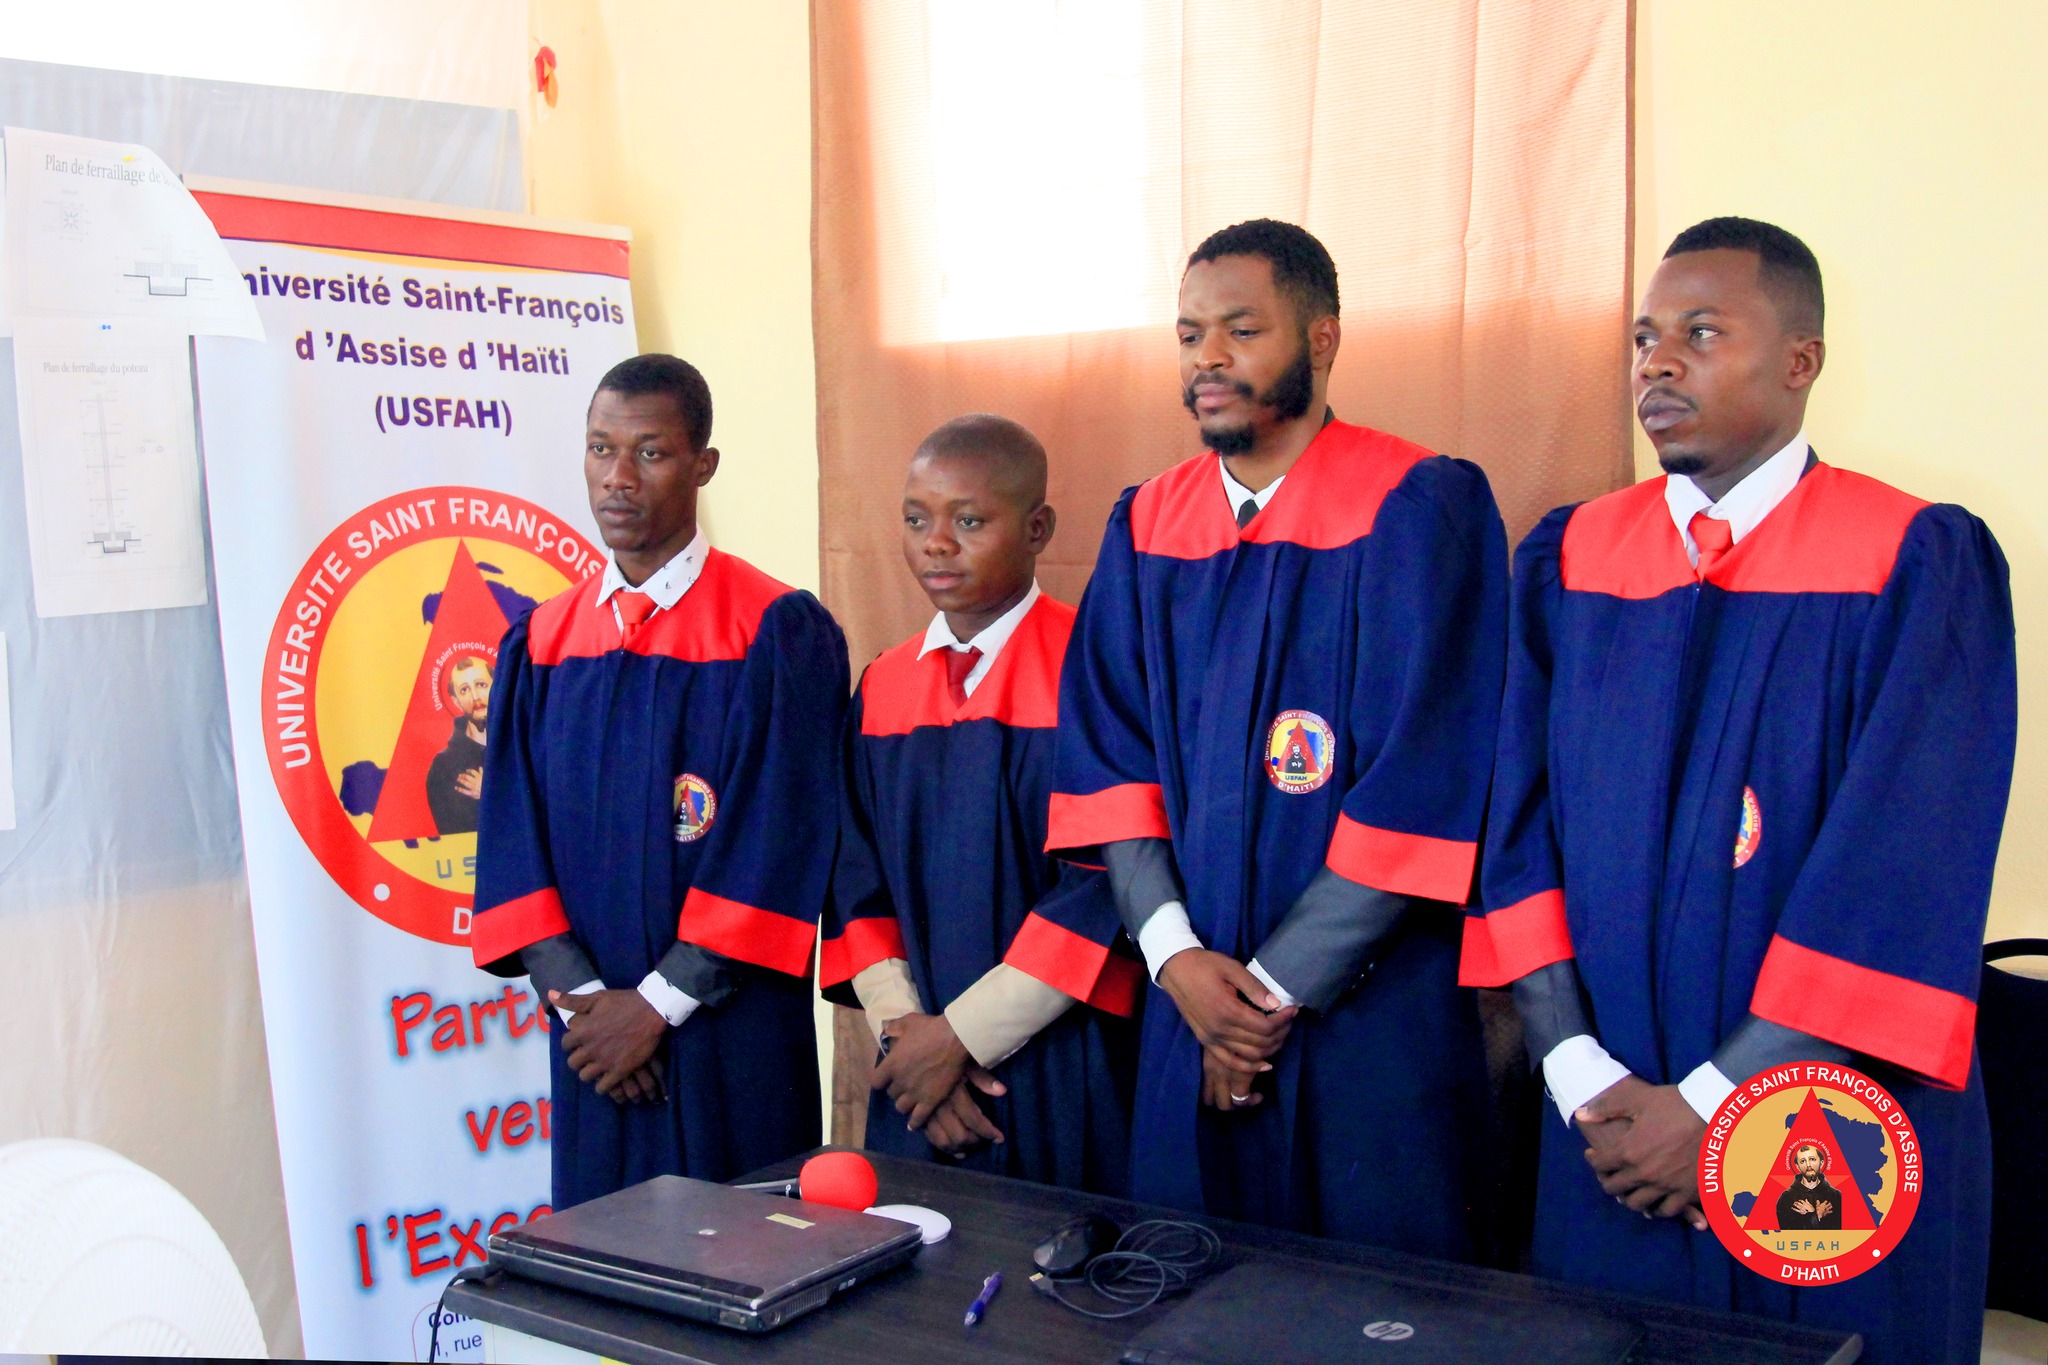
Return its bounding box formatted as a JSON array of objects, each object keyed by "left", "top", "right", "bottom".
[
  {"left": 1243, "top": 958, "right": 1300, "bottom": 1009},
  {"left": 1677, "top": 1059, "right": 1737, "bottom": 1123},
  {"left": 1134, "top": 901, "right": 1203, "bottom": 981},
  {"left": 556, "top": 978, "right": 605, "bottom": 1025},
  {"left": 1541, "top": 1034, "right": 1632, "bottom": 1126},
  {"left": 636, "top": 970, "right": 701, "bottom": 1028}
]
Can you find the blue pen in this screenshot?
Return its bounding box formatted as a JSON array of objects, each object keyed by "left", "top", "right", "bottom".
[{"left": 964, "top": 1269, "right": 1002, "bottom": 1326}]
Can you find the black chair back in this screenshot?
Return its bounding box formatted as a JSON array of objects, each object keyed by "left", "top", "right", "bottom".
[{"left": 1982, "top": 939, "right": 2048, "bottom": 1321}]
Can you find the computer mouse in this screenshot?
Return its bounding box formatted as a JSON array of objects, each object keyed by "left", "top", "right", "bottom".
[{"left": 1033, "top": 1213, "right": 1120, "bottom": 1279}]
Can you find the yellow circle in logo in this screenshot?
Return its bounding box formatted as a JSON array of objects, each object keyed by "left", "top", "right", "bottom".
[
  {"left": 264, "top": 487, "right": 601, "bottom": 946},
  {"left": 673, "top": 773, "right": 718, "bottom": 843},
  {"left": 1265, "top": 709, "right": 1336, "bottom": 794}
]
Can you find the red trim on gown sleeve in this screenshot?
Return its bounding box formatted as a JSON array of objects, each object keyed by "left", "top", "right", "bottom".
[
  {"left": 1751, "top": 934, "right": 1976, "bottom": 1090},
  {"left": 1004, "top": 913, "right": 1144, "bottom": 1017},
  {"left": 676, "top": 887, "right": 817, "bottom": 978},
  {"left": 1325, "top": 814, "right": 1477, "bottom": 903},
  {"left": 818, "top": 916, "right": 909, "bottom": 989},
  {"left": 1046, "top": 782, "right": 1171, "bottom": 851},
  {"left": 471, "top": 887, "right": 571, "bottom": 967},
  {"left": 1457, "top": 889, "right": 1573, "bottom": 987}
]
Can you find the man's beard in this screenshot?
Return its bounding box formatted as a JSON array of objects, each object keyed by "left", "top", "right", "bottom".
[
  {"left": 1184, "top": 338, "right": 1315, "bottom": 456},
  {"left": 1658, "top": 451, "right": 1708, "bottom": 477}
]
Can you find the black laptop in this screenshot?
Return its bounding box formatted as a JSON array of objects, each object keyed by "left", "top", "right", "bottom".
[
  {"left": 1121, "top": 1262, "right": 1645, "bottom": 1365},
  {"left": 487, "top": 1175, "right": 923, "bottom": 1332}
]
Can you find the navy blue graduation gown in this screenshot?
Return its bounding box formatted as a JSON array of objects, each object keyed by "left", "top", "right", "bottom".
[
  {"left": 822, "top": 594, "right": 1140, "bottom": 1193},
  {"left": 472, "top": 549, "right": 849, "bottom": 1210},
  {"left": 1467, "top": 463, "right": 2016, "bottom": 1363},
  {"left": 1049, "top": 421, "right": 1508, "bottom": 1254}
]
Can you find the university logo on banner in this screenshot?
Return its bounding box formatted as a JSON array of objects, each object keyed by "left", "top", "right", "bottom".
[
  {"left": 1698, "top": 1062, "right": 1922, "bottom": 1285},
  {"left": 263, "top": 486, "right": 602, "bottom": 944}
]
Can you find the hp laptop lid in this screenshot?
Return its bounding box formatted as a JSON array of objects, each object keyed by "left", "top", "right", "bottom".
[
  {"left": 488, "top": 1175, "right": 922, "bottom": 1332},
  {"left": 1122, "top": 1262, "right": 1643, "bottom": 1365}
]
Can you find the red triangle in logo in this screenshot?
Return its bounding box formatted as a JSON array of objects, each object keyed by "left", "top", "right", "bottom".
[
  {"left": 1741, "top": 1086, "right": 1877, "bottom": 1231},
  {"left": 366, "top": 541, "right": 512, "bottom": 843}
]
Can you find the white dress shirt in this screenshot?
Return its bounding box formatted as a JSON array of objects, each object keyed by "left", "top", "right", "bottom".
[
  {"left": 1663, "top": 430, "right": 1809, "bottom": 566},
  {"left": 1219, "top": 456, "right": 1285, "bottom": 521},
  {"left": 562, "top": 530, "right": 712, "bottom": 1028},
  {"left": 1542, "top": 432, "right": 1812, "bottom": 1124},
  {"left": 917, "top": 581, "right": 1041, "bottom": 697}
]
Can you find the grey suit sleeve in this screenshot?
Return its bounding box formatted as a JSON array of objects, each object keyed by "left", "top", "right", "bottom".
[
  {"left": 1712, "top": 1013, "right": 1851, "bottom": 1079},
  {"left": 519, "top": 932, "right": 600, "bottom": 1002},
  {"left": 1249, "top": 868, "right": 1410, "bottom": 1012},
  {"left": 652, "top": 940, "right": 741, "bottom": 1009},
  {"left": 1102, "top": 837, "right": 1186, "bottom": 939},
  {"left": 1510, "top": 959, "right": 1594, "bottom": 1068}
]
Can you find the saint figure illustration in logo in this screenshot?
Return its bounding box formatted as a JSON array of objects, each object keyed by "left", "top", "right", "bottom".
[
  {"left": 425, "top": 654, "right": 493, "bottom": 835},
  {"left": 1284, "top": 737, "right": 1311, "bottom": 776},
  {"left": 1775, "top": 1141, "right": 1844, "bottom": 1230}
]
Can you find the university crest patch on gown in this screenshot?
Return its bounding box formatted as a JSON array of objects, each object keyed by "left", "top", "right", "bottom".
[
  {"left": 1734, "top": 785, "right": 1761, "bottom": 868},
  {"left": 1265, "top": 710, "right": 1335, "bottom": 794},
  {"left": 674, "top": 773, "right": 717, "bottom": 843}
]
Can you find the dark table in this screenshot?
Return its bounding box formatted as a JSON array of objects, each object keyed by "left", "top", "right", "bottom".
[{"left": 447, "top": 1148, "right": 1859, "bottom": 1365}]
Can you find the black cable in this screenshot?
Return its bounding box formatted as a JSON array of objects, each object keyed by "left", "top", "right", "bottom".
[
  {"left": 428, "top": 1264, "right": 499, "bottom": 1362},
  {"left": 1029, "top": 1219, "right": 1224, "bottom": 1320}
]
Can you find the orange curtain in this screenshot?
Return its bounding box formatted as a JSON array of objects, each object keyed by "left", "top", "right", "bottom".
[{"left": 814, "top": 0, "right": 1634, "bottom": 673}]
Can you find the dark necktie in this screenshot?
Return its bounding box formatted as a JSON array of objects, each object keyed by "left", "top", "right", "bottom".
[
  {"left": 1236, "top": 497, "right": 1259, "bottom": 530},
  {"left": 944, "top": 646, "right": 983, "bottom": 708},
  {"left": 1690, "top": 511, "right": 1733, "bottom": 580},
  {"left": 615, "top": 590, "right": 657, "bottom": 642}
]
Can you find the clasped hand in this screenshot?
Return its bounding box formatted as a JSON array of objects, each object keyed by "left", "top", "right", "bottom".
[
  {"left": 1575, "top": 1074, "right": 1709, "bottom": 1229},
  {"left": 872, "top": 1013, "right": 1008, "bottom": 1155},
  {"left": 551, "top": 988, "right": 669, "bottom": 1105},
  {"left": 1156, "top": 949, "right": 1297, "bottom": 1111}
]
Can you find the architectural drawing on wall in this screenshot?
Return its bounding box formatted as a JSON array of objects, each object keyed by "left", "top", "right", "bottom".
[
  {"left": 12, "top": 322, "right": 209, "bottom": 617},
  {"left": 78, "top": 383, "right": 150, "bottom": 554},
  {"left": 0, "top": 126, "right": 262, "bottom": 339},
  {"left": 123, "top": 252, "right": 212, "bottom": 299}
]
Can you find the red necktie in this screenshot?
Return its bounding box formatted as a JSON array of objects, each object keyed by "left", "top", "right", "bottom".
[
  {"left": 615, "top": 590, "right": 657, "bottom": 642},
  {"left": 944, "top": 647, "right": 983, "bottom": 708},
  {"left": 1690, "top": 511, "right": 1733, "bottom": 580}
]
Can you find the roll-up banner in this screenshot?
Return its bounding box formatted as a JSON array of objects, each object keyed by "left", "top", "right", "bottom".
[{"left": 190, "top": 179, "right": 637, "bottom": 1360}]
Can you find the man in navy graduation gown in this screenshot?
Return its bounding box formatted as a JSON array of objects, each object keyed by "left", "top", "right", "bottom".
[
  {"left": 821, "top": 415, "right": 1139, "bottom": 1192},
  {"left": 1466, "top": 218, "right": 2015, "bottom": 1362},
  {"left": 471, "top": 355, "right": 849, "bottom": 1210},
  {"left": 1049, "top": 219, "right": 1508, "bottom": 1254}
]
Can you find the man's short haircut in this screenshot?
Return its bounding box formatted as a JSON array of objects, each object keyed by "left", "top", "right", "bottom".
[
  {"left": 913, "top": 413, "right": 1048, "bottom": 508},
  {"left": 1794, "top": 1142, "right": 1825, "bottom": 1163},
  {"left": 1187, "top": 219, "right": 1340, "bottom": 325},
  {"left": 594, "top": 354, "right": 714, "bottom": 450},
  {"left": 1664, "top": 216, "right": 1824, "bottom": 337}
]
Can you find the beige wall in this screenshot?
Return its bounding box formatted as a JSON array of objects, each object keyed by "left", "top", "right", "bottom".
[
  {"left": 1635, "top": 2, "right": 2048, "bottom": 941},
  {"left": 522, "top": 0, "right": 837, "bottom": 1120},
  {"left": 524, "top": 0, "right": 820, "bottom": 595}
]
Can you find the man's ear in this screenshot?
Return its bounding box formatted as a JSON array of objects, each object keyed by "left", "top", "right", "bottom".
[
  {"left": 1786, "top": 336, "right": 1825, "bottom": 392},
  {"left": 694, "top": 446, "right": 722, "bottom": 486},
  {"left": 1309, "top": 314, "right": 1342, "bottom": 371},
  {"left": 1026, "top": 503, "right": 1057, "bottom": 556}
]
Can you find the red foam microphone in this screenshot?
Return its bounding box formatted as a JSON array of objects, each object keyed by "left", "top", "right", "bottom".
[{"left": 798, "top": 1151, "right": 879, "bottom": 1212}]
